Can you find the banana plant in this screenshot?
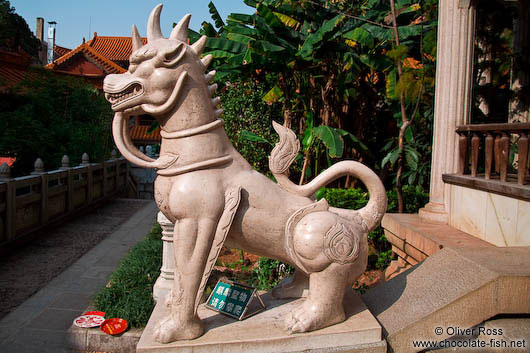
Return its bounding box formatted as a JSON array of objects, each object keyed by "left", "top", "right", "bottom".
[{"left": 191, "top": 0, "right": 437, "bottom": 194}]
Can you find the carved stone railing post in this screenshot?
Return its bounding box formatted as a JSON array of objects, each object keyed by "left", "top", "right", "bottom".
[
  {"left": 419, "top": 0, "right": 476, "bottom": 223},
  {"left": 81, "top": 153, "right": 90, "bottom": 166},
  {"left": 31, "top": 158, "right": 48, "bottom": 225},
  {"left": 31, "top": 158, "right": 45, "bottom": 175},
  {"left": 60, "top": 155, "right": 70, "bottom": 169},
  {"left": 153, "top": 211, "right": 175, "bottom": 302}
]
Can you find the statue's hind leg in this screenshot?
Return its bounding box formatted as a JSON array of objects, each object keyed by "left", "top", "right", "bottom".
[{"left": 285, "top": 213, "right": 368, "bottom": 333}]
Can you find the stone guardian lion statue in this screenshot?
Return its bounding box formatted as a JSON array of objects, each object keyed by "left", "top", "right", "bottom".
[{"left": 103, "top": 4, "right": 387, "bottom": 343}]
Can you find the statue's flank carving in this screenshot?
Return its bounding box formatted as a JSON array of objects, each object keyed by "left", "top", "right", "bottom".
[{"left": 104, "top": 4, "right": 387, "bottom": 343}]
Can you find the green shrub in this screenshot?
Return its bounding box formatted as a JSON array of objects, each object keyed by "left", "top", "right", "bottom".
[
  {"left": 220, "top": 79, "right": 281, "bottom": 175},
  {"left": 93, "top": 223, "right": 162, "bottom": 328},
  {"left": 0, "top": 70, "right": 113, "bottom": 176}
]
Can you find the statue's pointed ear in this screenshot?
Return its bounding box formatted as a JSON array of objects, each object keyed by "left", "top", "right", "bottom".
[{"left": 160, "top": 43, "right": 186, "bottom": 67}]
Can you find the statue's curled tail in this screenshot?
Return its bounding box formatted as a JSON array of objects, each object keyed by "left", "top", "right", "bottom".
[{"left": 269, "top": 121, "right": 387, "bottom": 233}]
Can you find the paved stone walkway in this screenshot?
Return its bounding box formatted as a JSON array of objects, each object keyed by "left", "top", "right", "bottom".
[{"left": 0, "top": 199, "right": 158, "bottom": 353}]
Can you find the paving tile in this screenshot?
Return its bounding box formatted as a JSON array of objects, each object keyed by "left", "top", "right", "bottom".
[
  {"left": 46, "top": 270, "right": 85, "bottom": 289},
  {"left": 48, "top": 292, "right": 93, "bottom": 311},
  {"left": 81, "top": 265, "right": 116, "bottom": 280},
  {"left": 25, "top": 308, "right": 80, "bottom": 331},
  {"left": 0, "top": 325, "right": 19, "bottom": 344},
  {"left": 1, "top": 328, "right": 71, "bottom": 353},
  {"left": 0, "top": 303, "right": 46, "bottom": 328},
  {"left": 48, "top": 276, "right": 108, "bottom": 293},
  {"left": 19, "top": 286, "right": 64, "bottom": 310}
]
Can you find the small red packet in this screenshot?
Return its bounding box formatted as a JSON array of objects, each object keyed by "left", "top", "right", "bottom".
[
  {"left": 100, "top": 318, "right": 128, "bottom": 335},
  {"left": 83, "top": 311, "right": 105, "bottom": 317}
]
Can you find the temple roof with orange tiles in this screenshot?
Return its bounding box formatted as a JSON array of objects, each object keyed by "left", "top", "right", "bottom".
[
  {"left": 0, "top": 50, "right": 45, "bottom": 91},
  {"left": 85, "top": 33, "right": 147, "bottom": 65},
  {"left": 45, "top": 32, "right": 148, "bottom": 87}
]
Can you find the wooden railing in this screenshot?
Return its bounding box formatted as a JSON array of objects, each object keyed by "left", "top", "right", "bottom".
[
  {"left": 443, "top": 123, "right": 530, "bottom": 200},
  {"left": 0, "top": 154, "right": 128, "bottom": 246}
]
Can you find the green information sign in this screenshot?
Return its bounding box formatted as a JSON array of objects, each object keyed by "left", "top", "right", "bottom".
[{"left": 205, "top": 280, "right": 265, "bottom": 320}]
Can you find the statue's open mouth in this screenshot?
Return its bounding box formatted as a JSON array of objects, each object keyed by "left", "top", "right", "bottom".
[{"left": 105, "top": 82, "right": 143, "bottom": 108}]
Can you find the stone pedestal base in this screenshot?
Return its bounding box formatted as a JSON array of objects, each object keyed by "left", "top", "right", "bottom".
[
  {"left": 137, "top": 289, "right": 385, "bottom": 353},
  {"left": 418, "top": 202, "right": 448, "bottom": 223},
  {"left": 152, "top": 276, "right": 172, "bottom": 303}
]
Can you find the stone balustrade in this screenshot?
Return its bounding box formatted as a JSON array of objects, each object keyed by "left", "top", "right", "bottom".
[{"left": 0, "top": 152, "right": 128, "bottom": 248}]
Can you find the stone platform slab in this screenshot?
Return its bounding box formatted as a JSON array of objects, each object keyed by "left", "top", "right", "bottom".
[{"left": 137, "top": 289, "right": 385, "bottom": 353}]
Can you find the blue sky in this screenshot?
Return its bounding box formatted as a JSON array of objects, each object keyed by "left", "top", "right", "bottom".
[{"left": 10, "top": 1, "right": 254, "bottom": 49}]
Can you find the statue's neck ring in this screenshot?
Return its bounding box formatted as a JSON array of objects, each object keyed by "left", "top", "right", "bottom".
[
  {"left": 157, "top": 119, "right": 232, "bottom": 176},
  {"left": 160, "top": 119, "right": 224, "bottom": 139}
]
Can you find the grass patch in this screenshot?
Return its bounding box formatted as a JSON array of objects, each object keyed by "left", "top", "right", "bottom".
[{"left": 93, "top": 222, "right": 162, "bottom": 328}]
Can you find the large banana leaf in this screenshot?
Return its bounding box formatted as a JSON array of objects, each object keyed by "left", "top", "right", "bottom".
[
  {"left": 224, "top": 23, "right": 259, "bottom": 37},
  {"left": 251, "top": 40, "right": 286, "bottom": 54},
  {"left": 256, "top": 4, "right": 284, "bottom": 28},
  {"left": 201, "top": 22, "right": 218, "bottom": 37},
  {"left": 208, "top": 2, "right": 225, "bottom": 31},
  {"left": 273, "top": 11, "right": 300, "bottom": 29},
  {"left": 313, "top": 126, "right": 344, "bottom": 158},
  {"left": 343, "top": 27, "right": 374, "bottom": 48},
  {"left": 206, "top": 37, "right": 246, "bottom": 54},
  {"left": 227, "top": 32, "right": 255, "bottom": 45},
  {"left": 263, "top": 85, "right": 284, "bottom": 103},
  {"left": 298, "top": 14, "right": 346, "bottom": 60},
  {"left": 227, "top": 13, "right": 254, "bottom": 25},
  {"left": 243, "top": 0, "right": 258, "bottom": 8}
]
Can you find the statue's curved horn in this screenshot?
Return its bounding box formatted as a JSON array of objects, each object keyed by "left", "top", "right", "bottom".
[
  {"left": 131, "top": 25, "right": 143, "bottom": 52},
  {"left": 147, "top": 4, "right": 164, "bottom": 41},
  {"left": 170, "top": 14, "right": 191, "bottom": 41}
]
